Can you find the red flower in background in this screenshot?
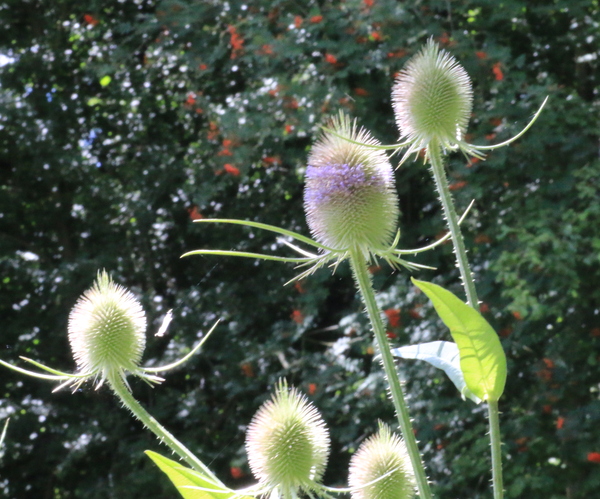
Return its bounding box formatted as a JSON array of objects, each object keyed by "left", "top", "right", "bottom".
[
  {"left": 230, "top": 467, "right": 245, "bottom": 479},
  {"left": 224, "top": 164, "right": 240, "bottom": 176},
  {"left": 260, "top": 44, "right": 273, "bottom": 56},
  {"left": 291, "top": 309, "right": 304, "bottom": 324},
  {"left": 370, "top": 30, "right": 382, "bottom": 42},
  {"left": 325, "top": 53, "right": 337, "bottom": 64},
  {"left": 83, "top": 14, "right": 99, "bottom": 27},
  {"left": 492, "top": 62, "right": 504, "bottom": 81},
  {"left": 185, "top": 93, "right": 196, "bottom": 106},
  {"left": 310, "top": 15, "right": 323, "bottom": 24},
  {"left": 384, "top": 308, "right": 401, "bottom": 328},
  {"left": 308, "top": 383, "right": 317, "bottom": 395},
  {"left": 227, "top": 25, "right": 244, "bottom": 59},
  {"left": 449, "top": 180, "right": 468, "bottom": 191},
  {"left": 587, "top": 452, "right": 600, "bottom": 463},
  {"left": 187, "top": 206, "right": 204, "bottom": 221}
]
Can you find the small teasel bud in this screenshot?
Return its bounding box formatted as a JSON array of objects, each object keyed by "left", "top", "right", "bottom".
[
  {"left": 392, "top": 38, "right": 473, "bottom": 149},
  {"left": 304, "top": 113, "right": 399, "bottom": 257},
  {"left": 68, "top": 271, "right": 147, "bottom": 377},
  {"left": 349, "top": 424, "right": 416, "bottom": 499},
  {"left": 245, "top": 379, "right": 330, "bottom": 496}
]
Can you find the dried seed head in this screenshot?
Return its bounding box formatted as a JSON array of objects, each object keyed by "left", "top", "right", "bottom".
[
  {"left": 304, "top": 113, "right": 399, "bottom": 257},
  {"left": 392, "top": 39, "right": 473, "bottom": 150},
  {"left": 68, "top": 271, "right": 146, "bottom": 377},
  {"left": 349, "top": 424, "right": 416, "bottom": 499},
  {"left": 245, "top": 380, "right": 330, "bottom": 495}
]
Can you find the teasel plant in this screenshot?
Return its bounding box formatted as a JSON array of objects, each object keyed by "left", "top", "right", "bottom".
[
  {"left": 0, "top": 270, "right": 222, "bottom": 484},
  {"left": 324, "top": 38, "right": 547, "bottom": 499},
  {"left": 181, "top": 112, "right": 481, "bottom": 499}
]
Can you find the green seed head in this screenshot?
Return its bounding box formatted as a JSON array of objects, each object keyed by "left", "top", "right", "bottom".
[
  {"left": 392, "top": 39, "right": 473, "bottom": 149},
  {"left": 349, "top": 424, "right": 416, "bottom": 499},
  {"left": 245, "top": 380, "right": 330, "bottom": 494},
  {"left": 68, "top": 271, "right": 146, "bottom": 376},
  {"left": 304, "top": 113, "right": 399, "bottom": 257}
]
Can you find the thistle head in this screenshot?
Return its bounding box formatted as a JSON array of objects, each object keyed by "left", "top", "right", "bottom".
[
  {"left": 245, "top": 379, "right": 330, "bottom": 496},
  {"left": 392, "top": 38, "right": 473, "bottom": 152},
  {"left": 349, "top": 424, "right": 416, "bottom": 499},
  {"left": 68, "top": 271, "right": 147, "bottom": 378},
  {"left": 304, "top": 113, "right": 399, "bottom": 258}
]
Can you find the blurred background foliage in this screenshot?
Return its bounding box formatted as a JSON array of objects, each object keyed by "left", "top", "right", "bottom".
[{"left": 1, "top": 0, "right": 599, "bottom": 497}]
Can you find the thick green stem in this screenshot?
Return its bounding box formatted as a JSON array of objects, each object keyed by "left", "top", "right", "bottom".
[
  {"left": 428, "top": 143, "right": 503, "bottom": 498},
  {"left": 107, "top": 371, "right": 223, "bottom": 485},
  {"left": 488, "top": 400, "right": 504, "bottom": 499},
  {"left": 349, "top": 249, "right": 432, "bottom": 499},
  {"left": 428, "top": 143, "right": 479, "bottom": 310}
]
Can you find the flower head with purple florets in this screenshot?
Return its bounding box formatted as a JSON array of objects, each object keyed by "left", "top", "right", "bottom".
[{"left": 304, "top": 113, "right": 399, "bottom": 260}]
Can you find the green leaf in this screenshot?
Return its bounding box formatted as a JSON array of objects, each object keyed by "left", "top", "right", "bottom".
[
  {"left": 391, "top": 341, "right": 481, "bottom": 403},
  {"left": 99, "top": 75, "right": 112, "bottom": 87},
  {"left": 411, "top": 278, "right": 507, "bottom": 401},
  {"left": 145, "top": 450, "right": 234, "bottom": 499}
]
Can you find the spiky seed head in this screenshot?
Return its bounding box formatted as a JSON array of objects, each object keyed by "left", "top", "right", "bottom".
[
  {"left": 304, "top": 113, "right": 399, "bottom": 257},
  {"left": 349, "top": 424, "right": 416, "bottom": 499},
  {"left": 392, "top": 38, "right": 473, "bottom": 149},
  {"left": 68, "top": 271, "right": 146, "bottom": 376},
  {"left": 245, "top": 379, "right": 330, "bottom": 494}
]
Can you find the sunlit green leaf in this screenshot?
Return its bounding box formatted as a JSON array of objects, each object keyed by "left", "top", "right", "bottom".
[
  {"left": 411, "top": 278, "right": 507, "bottom": 401},
  {"left": 145, "top": 451, "right": 233, "bottom": 499}
]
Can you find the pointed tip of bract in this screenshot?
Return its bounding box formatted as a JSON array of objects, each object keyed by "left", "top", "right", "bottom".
[
  {"left": 349, "top": 423, "right": 416, "bottom": 499},
  {"left": 245, "top": 379, "right": 330, "bottom": 495},
  {"left": 68, "top": 271, "right": 147, "bottom": 379},
  {"left": 304, "top": 112, "right": 399, "bottom": 257},
  {"left": 392, "top": 38, "right": 473, "bottom": 152}
]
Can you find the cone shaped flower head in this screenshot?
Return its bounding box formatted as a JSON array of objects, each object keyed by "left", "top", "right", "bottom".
[
  {"left": 304, "top": 113, "right": 399, "bottom": 259},
  {"left": 245, "top": 379, "right": 330, "bottom": 498},
  {"left": 392, "top": 38, "right": 473, "bottom": 157},
  {"left": 349, "top": 424, "right": 416, "bottom": 499},
  {"left": 68, "top": 270, "right": 147, "bottom": 380}
]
